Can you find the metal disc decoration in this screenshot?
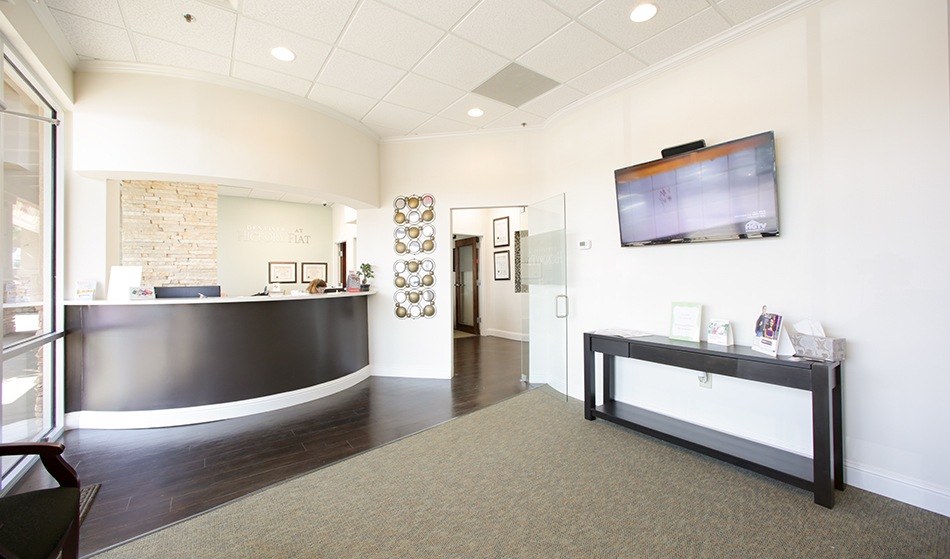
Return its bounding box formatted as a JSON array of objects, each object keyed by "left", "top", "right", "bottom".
[{"left": 393, "top": 194, "right": 436, "bottom": 319}]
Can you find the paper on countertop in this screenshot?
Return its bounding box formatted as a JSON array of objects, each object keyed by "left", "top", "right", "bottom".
[
  {"left": 792, "top": 319, "right": 826, "bottom": 337},
  {"left": 594, "top": 328, "right": 653, "bottom": 338}
]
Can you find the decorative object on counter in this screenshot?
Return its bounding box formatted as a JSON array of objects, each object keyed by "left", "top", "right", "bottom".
[
  {"left": 301, "top": 262, "right": 328, "bottom": 283},
  {"left": 345, "top": 271, "right": 362, "bottom": 292},
  {"left": 493, "top": 216, "right": 510, "bottom": 247},
  {"left": 129, "top": 286, "right": 156, "bottom": 300},
  {"left": 751, "top": 305, "right": 783, "bottom": 356},
  {"left": 514, "top": 230, "right": 528, "bottom": 293},
  {"left": 706, "top": 318, "right": 733, "bottom": 346},
  {"left": 358, "top": 263, "right": 374, "bottom": 288},
  {"left": 786, "top": 319, "right": 846, "bottom": 361},
  {"left": 393, "top": 194, "right": 436, "bottom": 319},
  {"left": 669, "top": 302, "right": 702, "bottom": 342},
  {"left": 268, "top": 261, "right": 297, "bottom": 283},
  {"left": 75, "top": 279, "right": 97, "bottom": 300},
  {"left": 493, "top": 250, "right": 510, "bottom": 281}
]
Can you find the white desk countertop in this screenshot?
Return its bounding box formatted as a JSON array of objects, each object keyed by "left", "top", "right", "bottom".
[{"left": 64, "top": 290, "right": 375, "bottom": 306}]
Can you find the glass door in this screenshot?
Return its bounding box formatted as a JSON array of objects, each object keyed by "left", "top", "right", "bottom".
[
  {"left": 522, "top": 194, "right": 567, "bottom": 394},
  {"left": 453, "top": 237, "right": 479, "bottom": 335}
]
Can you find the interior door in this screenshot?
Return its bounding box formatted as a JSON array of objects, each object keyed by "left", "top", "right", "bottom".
[
  {"left": 453, "top": 237, "right": 479, "bottom": 335},
  {"left": 522, "top": 194, "right": 568, "bottom": 394}
]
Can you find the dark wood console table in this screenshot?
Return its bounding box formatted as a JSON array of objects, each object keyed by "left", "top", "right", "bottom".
[{"left": 583, "top": 332, "right": 843, "bottom": 508}]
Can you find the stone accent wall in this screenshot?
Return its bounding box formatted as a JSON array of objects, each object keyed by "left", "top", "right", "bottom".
[{"left": 120, "top": 180, "right": 218, "bottom": 287}]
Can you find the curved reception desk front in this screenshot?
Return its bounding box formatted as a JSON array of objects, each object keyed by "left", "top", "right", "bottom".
[{"left": 64, "top": 292, "right": 372, "bottom": 429}]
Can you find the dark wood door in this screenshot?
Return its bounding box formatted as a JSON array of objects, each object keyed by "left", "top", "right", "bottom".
[
  {"left": 338, "top": 242, "right": 347, "bottom": 286},
  {"left": 454, "top": 237, "right": 479, "bottom": 335}
]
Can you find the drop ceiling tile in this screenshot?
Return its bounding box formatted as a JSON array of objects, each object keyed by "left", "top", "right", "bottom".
[
  {"left": 375, "top": 0, "right": 480, "bottom": 30},
  {"left": 543, "top": 0, "right": 602, "bottom": 18},
  {"left": 240, "top": 0, "right": 359, "bottom": 43},
  {"left": 414, "top": 35, "right": 509, "bottom": 91},
  {"left": 49, "top": 10, "right": 134, "bottom": 61},
  {"left": 579, "top": 0, "right": 709, "bottom": 50},
  {"left": 339, "top": 1, "right": 444, "bottom": 70},
  {"left": 411, "top": 116, "right": 478, "bottom": 136},
  {"left": 717, "top": 0, "right": 790, "bottom": 23},
  {"left": 630, "top": 9, "right": 731, "bottom": 65},
  {"left": 484, "top": 109, "right": 545, "bottom": 130},
  {"left": 363, "top": 102, "right": 432, "bottom": 132},
  {"left": 440, "top": 93, "right": 514, "bottom": 126},
  {"left": 132, "top": 34, "right": 231, "bottom": 75},
  {"left": 384, "top": 74, "right": 465, "bottom": 114},
  {"left": 567, "top": 53, "right": 647, "bottom": 94},
  {"left": 454, "top": 0, "right": 570, "bottom": 59},
  {"left": 519, "top": 85, "right": 585, "bottom": 118},
  {"left": 232, "top": 61, "right": 314, "bottom": 97},
  {"left": 308, "top": 83, "right": 378, "bottom": 121},
  {"left": 45, "top": 0, "right": 124, "bottom": 26},
  {"left": 317, "top": 49, "right": 407, "bottom": 98},
  {"left": 119, "top": 0, "right": 236, "bottom": 56},
  {"left": 234, "top": 18, "right": 332, "bottom": 80},
  {"left": 518, "top": 23, "right": 621, "bottom": 84}
]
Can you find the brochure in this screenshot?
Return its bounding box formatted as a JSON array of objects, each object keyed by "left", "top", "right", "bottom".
[
  {"left": 669, "top": 302, "right": 702, "bottom": 342},
  {"left": 707, "top": 319, "right": 733, "bottom": 346},
  {"left": 752, "top": 306, "right": 783, "bottom": 357}
]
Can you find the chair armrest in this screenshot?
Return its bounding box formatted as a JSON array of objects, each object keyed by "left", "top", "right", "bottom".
[{"left": 0, "top": 442, "right": 79, "bottom": 488}]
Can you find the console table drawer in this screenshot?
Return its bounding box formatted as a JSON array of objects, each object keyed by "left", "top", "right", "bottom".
[
  {"left": 737, "top": 360, "right": 810, "bottom": 390},
  {"left": 630, "top": 345, "right": 737, "bottom": 375},
  {"left": 590, "top": 337, "right": 631, "bottom": 357}
]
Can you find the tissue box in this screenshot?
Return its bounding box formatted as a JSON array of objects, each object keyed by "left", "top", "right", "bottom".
[{"left": 787, "top": 331, "right": 846, "bottom": 361}]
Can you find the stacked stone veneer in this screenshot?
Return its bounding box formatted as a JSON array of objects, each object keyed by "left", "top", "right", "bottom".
[{"left": 120, "top": 180, "right": 218, "bottom": 287}]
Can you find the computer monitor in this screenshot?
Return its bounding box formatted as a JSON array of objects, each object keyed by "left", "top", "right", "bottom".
[{"left": 154, "top": 285, "right": 221, "bottom": 298}]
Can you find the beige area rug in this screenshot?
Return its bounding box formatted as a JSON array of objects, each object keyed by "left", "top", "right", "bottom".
[
  {"left": 453, "top": 330, "right": 476, "bottom": 339},
  {"left": 92, "top": 389, "right": 948, "bottom": 558}
]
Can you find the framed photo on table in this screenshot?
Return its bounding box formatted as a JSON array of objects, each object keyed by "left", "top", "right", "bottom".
[
  {"left": 493, "top": 250, "right": 510, "bottom": 281},
  {"left": 301, "top": 262, "right": 328, "bottom": 283},
  {"left": 268, "top": 261, "right": 297, "bottom": 283},
  {"left": 493, "top": 216, "right": 510, "bottom": 247}
]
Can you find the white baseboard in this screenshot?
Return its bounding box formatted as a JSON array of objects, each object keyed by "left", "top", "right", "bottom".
[
  {"left": 845, "top": 461, "right": 950, "bottom": 517},
  {"left": 483, "top": 328, "right": 527, "bottom": 342},
  {"left": 64, "top": 367, "right": 371, "bottom": 430},
  {"left": 370, "top": 366, "right": 451, "bottom": 379}
]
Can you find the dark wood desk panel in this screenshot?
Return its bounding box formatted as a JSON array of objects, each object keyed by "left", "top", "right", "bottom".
[
  {"left": 65, "top": 296, "right": 368, "bottom": 412},
  {"left": 584, "top": 332, "right": 843, "bottom": 508}
]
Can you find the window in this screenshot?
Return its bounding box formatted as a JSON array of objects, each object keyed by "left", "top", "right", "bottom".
[{"left": 0, "top": 46, "right": 62, "bottom": 482}]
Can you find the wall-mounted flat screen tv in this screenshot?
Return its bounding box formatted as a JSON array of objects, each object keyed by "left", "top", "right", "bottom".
[{"left": 615, "top": 131, "right": 779, "bottom": 246}]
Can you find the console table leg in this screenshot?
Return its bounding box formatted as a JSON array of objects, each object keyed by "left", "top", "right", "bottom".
[
  {"left": 833, "top": 363, "right": 845, "bottom": 491},
  {"left": 812, "top": 364, "right": 834, "bottom": 508},
  {"left": 584, "top": 335, "right": 595, "bottom": 420},
  {"left": 604, "top": 355, "right": 615, "bottom": 403}
]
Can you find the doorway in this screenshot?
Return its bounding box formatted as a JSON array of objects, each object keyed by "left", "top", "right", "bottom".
[
  {"left": 453, "top": 236, "right": 479, "bottom": 335},
  {"left": 338, "top": 241, "right": 347, "bottom": 285}
]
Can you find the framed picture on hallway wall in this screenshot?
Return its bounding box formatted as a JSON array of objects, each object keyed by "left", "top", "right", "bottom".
[
  {"left": 494, "top": 251, "right": 510, "bottom": 281},
  {"left": 493, "top": 216, "right": 510, "bottom": 247},
  {"left": 268, "top": 261, "right": 297, "bottom": 283},
  {"left": 301, "top": 262, "right": 328, "bottom": 283}
]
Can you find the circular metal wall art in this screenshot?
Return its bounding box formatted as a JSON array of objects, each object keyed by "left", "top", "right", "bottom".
[{"left": 393, "top": 194, "right": 437, "bottom": 320}]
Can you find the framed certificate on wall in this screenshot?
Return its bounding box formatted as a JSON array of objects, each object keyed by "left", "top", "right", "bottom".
[
  {"left": 493, "top": 216, "right": 510, "bottom": 247},
  {"left": 301, "top": 262, "right": 328, "bottom": 282},
  {"left": 268, "top": 261, "right": 297, "bottom": 283}
]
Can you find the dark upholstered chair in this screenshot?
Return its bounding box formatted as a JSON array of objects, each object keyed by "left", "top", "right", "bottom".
[{"left": 0, "top": 443, "right": 80, "bottom": 559}]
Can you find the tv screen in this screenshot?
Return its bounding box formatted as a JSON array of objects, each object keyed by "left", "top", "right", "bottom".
[{"left": 615, "top": 131, "right": 779, "bottom": 246}]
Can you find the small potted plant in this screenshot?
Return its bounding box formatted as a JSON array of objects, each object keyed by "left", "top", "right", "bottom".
[{"left": 358, "top": 263, "right": 374, "bottom": 291}]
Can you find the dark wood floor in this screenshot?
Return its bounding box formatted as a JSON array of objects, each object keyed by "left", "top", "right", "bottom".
[{"left": 14, "top": 335, "right": 530, "bottom": 557}]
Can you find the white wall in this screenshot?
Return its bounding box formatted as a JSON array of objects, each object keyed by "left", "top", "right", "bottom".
[
  {"left": 452, "top": 207, "right": 526, "bottom": 340},
  {"left": 71, "top": 72, "right": 379, "bottom": 208},
  {"left": 370, "top": 0, "right": 950, "bottom": 514},
  {"left": 217, "top": 196, "right": 333, "bottom": 296}
]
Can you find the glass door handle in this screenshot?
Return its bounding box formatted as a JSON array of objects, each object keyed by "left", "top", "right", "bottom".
[{"left": 555, "top": 294, "right": 569, "bottom": 318}]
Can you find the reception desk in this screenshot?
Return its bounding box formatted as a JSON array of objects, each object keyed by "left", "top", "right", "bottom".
[{"left": 64, "top": 291, "right": 372, "bottom": 429}]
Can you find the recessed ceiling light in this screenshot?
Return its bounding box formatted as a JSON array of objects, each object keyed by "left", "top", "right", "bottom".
[
  {"left": 630, "top": 3, "right": 658, "bottom": 23},
  {"left": 467, "top": 108, "right": 484, "bottom": 118},
  {"left": 271, "top": 46, "right": 296, "bottom": 62}
]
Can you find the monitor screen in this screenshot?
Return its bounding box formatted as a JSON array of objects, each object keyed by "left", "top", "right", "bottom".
[
  {"left": 154, "top": 285, "right": 221, "bottom": 298},
  {"left": 614, "top": 131, "right": 779, "bottom": 246}
]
